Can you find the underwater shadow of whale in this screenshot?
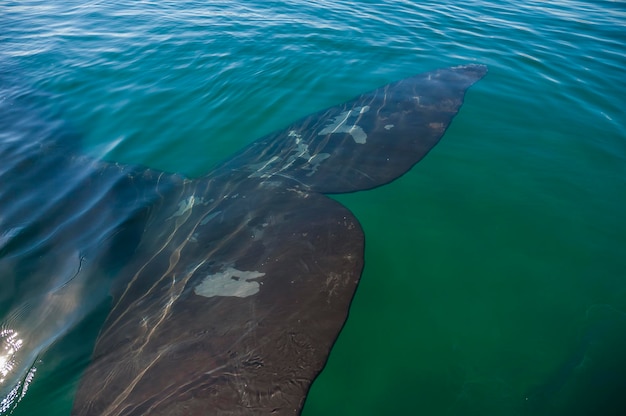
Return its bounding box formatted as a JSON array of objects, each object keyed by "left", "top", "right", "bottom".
[{"left": 0, "top": 65, "right": 486, "bottom": 415}]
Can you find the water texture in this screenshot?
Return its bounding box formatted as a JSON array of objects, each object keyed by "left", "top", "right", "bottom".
[{"left": 1, "top": 0, "right": 625, "bottom": 415}]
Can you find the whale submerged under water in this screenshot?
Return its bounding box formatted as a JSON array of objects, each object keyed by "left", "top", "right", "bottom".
[{"left": 0, "top": 65, "right": 487, "bottom": 415}]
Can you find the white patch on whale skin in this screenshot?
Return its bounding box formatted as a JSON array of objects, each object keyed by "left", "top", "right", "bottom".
[
  {"left": 169, "top": 195, "right": 200, "bottom": 218},
  {"left": 194, "top": 267, "right": 265, "bottom": 298},
  {"left": 249, "top": 130, "right": 330, "bottom": 178},
  {"left": 318, "top": 105, "right": 370, "bottom": 144},
  {"left": 384, "top": 124, "right": 394, "bottom": 130}
]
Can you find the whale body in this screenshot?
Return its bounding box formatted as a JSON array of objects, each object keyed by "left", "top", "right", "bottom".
[{"left": 0, "top": 65, "right": 487, "bottom": 415}]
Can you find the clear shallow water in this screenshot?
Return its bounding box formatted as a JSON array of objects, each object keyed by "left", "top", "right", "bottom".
[{"left": 1, "top": 0, "right": 625, "bottom": 415}]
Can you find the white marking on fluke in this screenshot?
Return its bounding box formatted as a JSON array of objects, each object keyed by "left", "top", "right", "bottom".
[
  {"left": 194, "top": 267, "right": 265, "bottom": 298},
  {"left": 170, "top": 195, "right": 198, "bottom": 218},
  {"left": 318, "top": 105, "right": 370, "bottom": 144},
  {"left": 249, "top": 130, "right": 331, "bottom": 178}
]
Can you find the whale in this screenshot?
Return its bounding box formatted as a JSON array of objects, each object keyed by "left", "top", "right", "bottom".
[{"left": 0, "top": 64, "right": 487, "bottom": 415}]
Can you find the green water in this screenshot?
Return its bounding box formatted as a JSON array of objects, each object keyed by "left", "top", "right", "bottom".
[{"left": 2, "top": 0, "right": 625, "bottom": 414}]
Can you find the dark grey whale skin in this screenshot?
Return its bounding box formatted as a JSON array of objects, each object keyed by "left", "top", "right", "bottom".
[{"left": 0, "top": 65, "right": 486, "bottom": 415}]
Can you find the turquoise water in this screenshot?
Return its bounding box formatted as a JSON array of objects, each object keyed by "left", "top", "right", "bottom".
[{"left": 2, "top": 0, "right": 625, "bottom": 415}]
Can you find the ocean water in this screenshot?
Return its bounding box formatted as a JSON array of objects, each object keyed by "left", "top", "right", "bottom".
[{"left": 1, "top": 0, "right": 625, "bottom": 415}]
